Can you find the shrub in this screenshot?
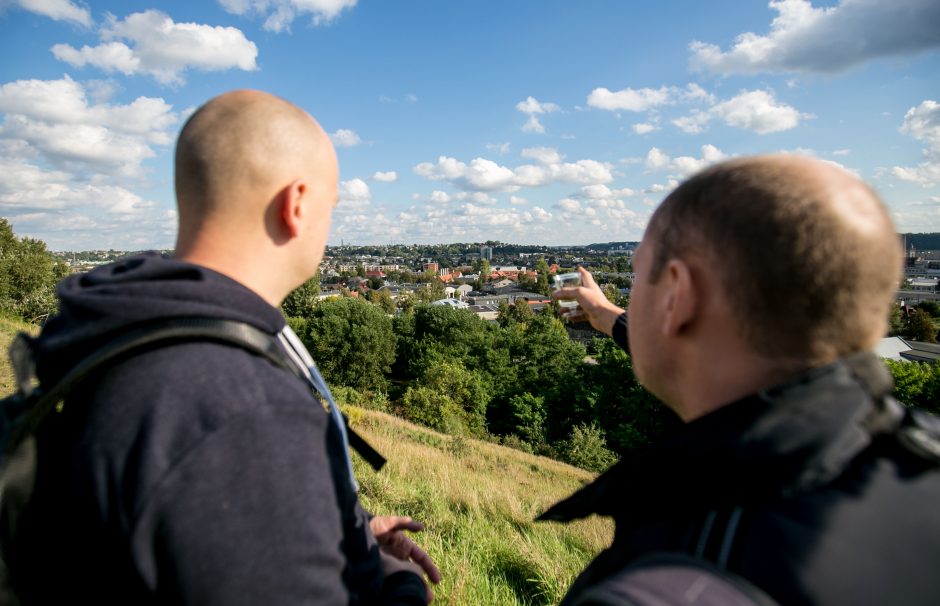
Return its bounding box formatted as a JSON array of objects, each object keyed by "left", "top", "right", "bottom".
[{"left": 558, "top": 423, "right": 618, "bottom": 473}]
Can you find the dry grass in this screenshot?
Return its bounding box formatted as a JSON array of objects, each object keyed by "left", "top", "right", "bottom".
[
  {"left": 0, "top": 316, "right": 36, "bottom": 395},
  {"left": 350, "top": 408, "right": 612, "bottom": 605}
]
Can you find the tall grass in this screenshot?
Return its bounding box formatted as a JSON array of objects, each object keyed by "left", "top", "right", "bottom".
[{"left": 349, "top": 408, "right": 612, "bottom": 605}]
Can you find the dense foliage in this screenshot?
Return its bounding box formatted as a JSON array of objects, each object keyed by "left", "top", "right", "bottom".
[
  {"left": 0, "top": 219, "right": 69, "bottom": 322},
  {"left": 288, "top": 292, "right": 675, "bottom": 471}
]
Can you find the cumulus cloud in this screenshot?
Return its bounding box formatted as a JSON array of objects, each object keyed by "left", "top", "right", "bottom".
[
  {"left": 671, "top": 89, "right": 807, "bottom": 134},
  {"left": 521, "top": 146, "right": 564, "bottom": 165},
  {"left": 414, "top": 154, "right": 614, "bottom": 193},
  {"left": 689, "top": 0, "right": 940, "bottom": 75},
  {"left": 338, "top": 177, "right": 371, "bottom": 209},
  {"left": 7, "top": 0, "right": 91, "bottom": 26},
  {"left": 509, "top": 195, "right": 528, "bottom": 205},
  {"left": 0, "top": 75, "right": 178, "bottom": 178},
  {"left": 516, "top": 96, "right": 560, "bottom": 134},
  {"left": 0, "top": 157, "right": 175, "bottom": 249},
  {"left": 371, "top": 170, "right": 397, "bottom": 182},
  {"left": 645, "top": 145, "right": 728, "bottom": 177},
  {"left": 712, "top": 90, "right": 806, "bottom": 133},
  {"left": 219, "top": 0, "right": 358, "bottom": 32},
  {"left": 891, "top": 100, "right": 940, "bottom": 186},
  {"left": 330, "top": 128, "right": 361, "bottom": 147},
  {"left": 587, "top": 83, "right": 714, "bottom": 112},
  {"left": 633, "top": 122, "right": 658, "bottom": 134},
  {"left": 672, "top": 110, "right": 711, "bottom": 134},
  {"left": 52, "top": 10, "right": 258, "bottom": 85}
]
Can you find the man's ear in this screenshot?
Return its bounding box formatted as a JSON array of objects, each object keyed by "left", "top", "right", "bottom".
[
  {"left": 660, "top": 258, "right": 697, "bottom": 337},
  {"left": 279, "top": 178, "right": 307, "bottom": 238}
]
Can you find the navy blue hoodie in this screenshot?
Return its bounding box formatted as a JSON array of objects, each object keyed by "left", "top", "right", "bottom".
[{"left": 11, "top": 254, "right": 424, "bottom": 605}]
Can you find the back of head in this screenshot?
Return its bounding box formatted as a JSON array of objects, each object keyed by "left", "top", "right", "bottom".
[
  {"left": 174, "top": 89, "right": 328, "bottom": 246},
  {"left": 647, "top": 155, "right": 902, "bottom": 366}
]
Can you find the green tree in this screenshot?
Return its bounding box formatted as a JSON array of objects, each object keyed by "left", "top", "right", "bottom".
[
  {"left": 884, "top": 359, "right": 940, "bottom": 416},
  {"left": 535, "top": 257, "right": 551, "bottom": 295},
  {"left": 916, "top": 300, "right": 940, "bottom": 318},
  {"left": 905, "top": 308, "right": 938, "bottom": 343},
  {"left": 6, "top": 235, "right": 59, "bottom": 321},
  {"left": 281, "top": 271, "right": 321, "bottom": 318},
  {"left": 296, "top": 296, "right": 396, "bottom": 392},
  {"left": 888, "top": 304, "right": 905, "bottom": 337},
  {"left": 367, "top": 288, "right": 396, "bottom": 314}
]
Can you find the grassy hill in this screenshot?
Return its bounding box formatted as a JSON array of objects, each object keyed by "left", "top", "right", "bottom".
[{"left": 0, "top": 317, "right": 611, "bottom": 604}]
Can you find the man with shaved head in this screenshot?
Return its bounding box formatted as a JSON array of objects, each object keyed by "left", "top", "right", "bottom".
[
  {"left": 11, "top": 91, "right": 436, "bottom": 605},
  {"left": 547, "top": 155, "right": 940, "bottom": 605}
]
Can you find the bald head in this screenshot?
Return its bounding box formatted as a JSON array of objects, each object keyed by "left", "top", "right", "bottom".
[
  {"left": 647, "top": 154, "right": 902, "bottom": 366},
  {"left": 172, "top": 90, "right": 339, "bottom": 305},
  {"left": 174, "top": 90, "right": 334, "bottom": 239}
]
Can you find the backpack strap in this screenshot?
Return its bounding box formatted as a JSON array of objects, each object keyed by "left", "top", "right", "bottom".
[{"left": 3, "top": 317, "right": 385, "bottom": 471}]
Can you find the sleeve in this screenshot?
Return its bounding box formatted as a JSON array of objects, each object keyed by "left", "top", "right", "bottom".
[
  {"left": 612, "top": 311, "right": 629, "bottom": 354},
  {"left": 129, "top": 410, "right": 350, "bottom": 606}
]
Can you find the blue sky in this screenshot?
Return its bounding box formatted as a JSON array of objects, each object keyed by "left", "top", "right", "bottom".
[{"left": 1, "top": 0, "right": 938, "bottom": 250}]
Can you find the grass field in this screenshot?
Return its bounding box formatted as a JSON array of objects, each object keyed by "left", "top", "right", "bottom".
[{"left": 0, "top": 316, "right": 611, "bottom": 604}]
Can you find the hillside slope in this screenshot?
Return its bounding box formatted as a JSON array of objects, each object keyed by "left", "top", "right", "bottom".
[{"left": 0, "top": 317, "right": 611, "bottom": 605}]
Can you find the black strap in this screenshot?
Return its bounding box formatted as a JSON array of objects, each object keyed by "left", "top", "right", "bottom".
[{"left": 5, "top": 317, "right": 385, "bottom": 470}]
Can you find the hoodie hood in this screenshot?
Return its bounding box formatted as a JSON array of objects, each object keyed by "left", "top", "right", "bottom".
[{"left": 33, "top": 253, "right": 285, "bottom": 384}]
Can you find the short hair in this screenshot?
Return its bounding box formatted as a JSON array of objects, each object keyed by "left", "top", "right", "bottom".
[{"left": 646, "top": 156, "right": 902, "bottom": 364}]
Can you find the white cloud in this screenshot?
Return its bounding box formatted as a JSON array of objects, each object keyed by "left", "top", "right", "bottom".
[
  {"left": 587, "top": 86, "right": 673, "bottom": 112},
  {"left": 371, "top": 170, "right": 397, "bottom": 182},
  {"left": 510, "top": 195, "right": 528, "bottom": 205},
  {"left": 0, "top": 75, "right": 178, "bottom": 178},
  {"left": 428, "top": 190, "right": 450, "bottom": 204},
  {"left": 51, "top": 10, "right": 258, "bottom": 85},
  {"left": 521, "top": 146, "right": 563, "bottom": 165},
  {"left": 891, "top": 100, "right": 940, "bottom": 186},
  {"left": 645, "top": 145, "right": 728, "bottom": 177},
  {"left": 338, "top": 177, "right": 371, "bottom": 209},
  {"left": 645, "top": 147, "right": 671, "bottom": 170},
  {"left": 557, "top": 198, "right": 583, "bottom": 213},
  {"left": 8, "top": 0, "right": 91, "bottom": 26},
  {"left": 587, "top": 83, "right": 714, "bottom": 112},
  {"left": 516, "top": 96, "right": 560, "bottom": 134},
  {"left": 219, "top": 0, "right": 358, "bottom": 32},
  {"left": 711, "top": 89, "right": 806, "bottom": 134},
  {"left": 689, "top": 0, "right": 940, "bottom": 75},
  {"left": 486, "top": 141, "right": 511, "bottom": 155},
  {"left": 672, "top": 110, "right": 711, "bottom": 134},
  {"left": 0, "top": 76, "right": 182, "bottom": 247},
  {"left": 0, "top": 158, "right": 175, "bottom": 249},
  {"left": 632, "top": 122, "right": 658, "bottom": 134},
  {"left": 832, "top": 148, "right": 851, "bottom": 156},
  {"left": 330, "top": 128, "right": 361, "bottom": 147},
  {"left": 414, "top": 154, "right": 614, "bottom": 193}
]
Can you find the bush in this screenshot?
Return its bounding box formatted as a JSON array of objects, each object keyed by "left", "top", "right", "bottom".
[
  {"left": 885, "top": 359, "right": 940, "bottom": 416},
  {"left": 558, "top": 423, "right": 618, "bottom": 473}
]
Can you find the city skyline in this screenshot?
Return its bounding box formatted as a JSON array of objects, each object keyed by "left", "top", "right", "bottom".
[{"left": 1, "top": 0, "right": 938, "bottom": 250}]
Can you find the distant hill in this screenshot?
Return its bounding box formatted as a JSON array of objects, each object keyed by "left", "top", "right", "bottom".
[
  {"left": 903, "top": 233, "right": 940, "bottom": 252},
  {"left": 584, "top": 241, "right": 639, "bottom": 251}
]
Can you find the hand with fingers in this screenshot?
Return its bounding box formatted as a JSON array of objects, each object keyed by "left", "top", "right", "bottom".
[
  {"left": 552, "top": 266, "right": 625, "bottom": 337},
  {"left": 370, "top": 515, "right": 441, "bottom": 603}
]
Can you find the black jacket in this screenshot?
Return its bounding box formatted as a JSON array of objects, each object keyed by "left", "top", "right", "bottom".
[
  {"left": 10, "top": 254, "right": 424, "bottom": 605},
  {"left": 542, "top": 348, "right": 940, "bottom": 605}
]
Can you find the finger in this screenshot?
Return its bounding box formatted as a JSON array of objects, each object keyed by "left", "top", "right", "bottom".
[
  {"left": 409, "top": 546, "right": 442, "bottom": 584},
  {"left": 373, "top": 516, "right": 425, "bottom": 534},
  {"left": 578, "top": 266, "right": 598, "bottom": 289},
  {"left": 552, "top": 287, "right": 578, "bottom": 300}
]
